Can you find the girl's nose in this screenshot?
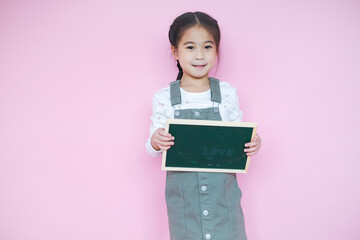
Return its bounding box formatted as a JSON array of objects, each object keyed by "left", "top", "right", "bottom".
[{"left": 195, "top": 49, "right": 205, "bottom": 60}]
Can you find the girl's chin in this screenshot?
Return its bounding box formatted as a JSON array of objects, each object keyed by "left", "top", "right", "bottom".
[{"left": 184, "top": 73, "right": 210, "bottom": 80}]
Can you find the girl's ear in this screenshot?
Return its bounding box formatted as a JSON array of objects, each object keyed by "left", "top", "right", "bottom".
[{"left": 171, "top": 46, "right": 178, "bottom": 60}]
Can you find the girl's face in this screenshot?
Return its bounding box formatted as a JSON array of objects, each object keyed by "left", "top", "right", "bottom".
[{"left": 171, "top": 26, "right": 217, "bottom": 82}]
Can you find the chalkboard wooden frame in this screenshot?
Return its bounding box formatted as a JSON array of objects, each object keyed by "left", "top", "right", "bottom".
[{"left": 162, "top": 119, "right": 257, "bottom": 173}]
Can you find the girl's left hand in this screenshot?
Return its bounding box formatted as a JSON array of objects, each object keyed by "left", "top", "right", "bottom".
[{"left": 244, "top": 133, "right": 261, "bottom": 156}]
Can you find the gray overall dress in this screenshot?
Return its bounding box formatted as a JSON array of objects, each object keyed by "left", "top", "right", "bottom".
[{"left": 165, "top": 78, "right": 247, "bottom": 240}]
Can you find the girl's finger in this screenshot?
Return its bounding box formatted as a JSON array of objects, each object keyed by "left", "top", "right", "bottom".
[
  {"left": 159, "top": 129, "right": 173, "bottom": 138},
  {"left": 244, "top": 145, "right": 259, "bottom": 153},
  {"left": 246, "top": 146, "right": 259, "bottom": 152},
  {"left": 245, "top": 142, "right": 257, "bottom": 148},
  {"left": 157, "top": 135, "right": 174, "bottom": 142},
  {"left": 161, "top": 141, "right": 174, "bottom": 146},
  {"left": 159, "top": 132, "right": 174, "bottom": 140},
  {"left": 246, "top": 151, "right": 257, "bottom": 156},
  {"left": 154, "top": 136, "right": 174, "bottom": 146},
  {"left": 160, "top": 145, "right": 172, "bottom": 151}
]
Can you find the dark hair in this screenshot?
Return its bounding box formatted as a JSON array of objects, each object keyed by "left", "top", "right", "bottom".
[{"left": 168, "top": 12, "right": 221, "bottom": 80}]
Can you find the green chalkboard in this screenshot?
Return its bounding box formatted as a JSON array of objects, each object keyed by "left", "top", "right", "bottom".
[{"left": 162, "top": 119, "right": 257, "bottom": 173}]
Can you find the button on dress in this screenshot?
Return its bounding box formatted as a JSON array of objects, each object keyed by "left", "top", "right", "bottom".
[{"left": 165, "top": 78, "right": 247, "bottom": 240}]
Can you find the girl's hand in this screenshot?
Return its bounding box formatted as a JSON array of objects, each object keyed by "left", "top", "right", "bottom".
[
  {"left": 151, "top": 128, "right": 175, "bottom": 151},
  {"left": 244, "top": 133, "right": 261, "bottom": 156}
]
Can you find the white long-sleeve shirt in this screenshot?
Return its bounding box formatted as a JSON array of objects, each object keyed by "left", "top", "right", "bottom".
[{"left": 145, "top": 81, "right": 243, "bottom": 157}]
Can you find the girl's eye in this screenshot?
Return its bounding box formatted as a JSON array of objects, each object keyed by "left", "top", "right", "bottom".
[
  {"left": 186, "top": 46, "right": 194, "bottom": 50},
  {"left": 205, "top": 45, "right": 213, "bottom": 49}
]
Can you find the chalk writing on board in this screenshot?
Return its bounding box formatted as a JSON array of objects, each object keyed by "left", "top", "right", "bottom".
[{"left": 202, "top": 147, "right": 234, "bottom": 157}]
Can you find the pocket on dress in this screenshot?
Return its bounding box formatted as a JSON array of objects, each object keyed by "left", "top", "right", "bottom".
[
  {"left": 225, "top": 175, "right": 245, "bottom": 230},
  {"left": 165, "top": 182, "right": 186, "bottom": 235}
]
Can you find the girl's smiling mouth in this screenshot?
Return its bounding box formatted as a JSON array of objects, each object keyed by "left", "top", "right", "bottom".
[{"left": 192, "top": 64, "right": 207, "bottom": 68}]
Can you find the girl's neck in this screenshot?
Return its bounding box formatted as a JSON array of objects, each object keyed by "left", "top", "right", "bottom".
[{"left": 180, "top": 75, "right": 210, "bottom": 93}]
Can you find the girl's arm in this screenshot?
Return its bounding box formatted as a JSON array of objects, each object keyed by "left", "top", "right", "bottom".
[
  {"left": 145, "top": 88, "right": 173, "bottom": 157},
  {"left": 226, "top": 83, "right": 261, "bottom": 156}
]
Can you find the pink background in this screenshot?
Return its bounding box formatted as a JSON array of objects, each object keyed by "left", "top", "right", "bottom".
[{"left": 1, "top": 0, "right": 359, "bottom": 239}]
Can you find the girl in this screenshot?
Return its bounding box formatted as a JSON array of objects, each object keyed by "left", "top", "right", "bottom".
[{"left": 146, "top": 12, "right": 261, "bottom": 240}]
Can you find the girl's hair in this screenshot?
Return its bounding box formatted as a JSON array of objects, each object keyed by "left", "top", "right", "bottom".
[{"left": 169, "top": 12, "right": 221, "bottom": 80}]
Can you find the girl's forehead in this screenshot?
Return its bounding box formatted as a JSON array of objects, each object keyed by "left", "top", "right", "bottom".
[{"left": 180, "top": 26, "right": 215, "bottom": 43}]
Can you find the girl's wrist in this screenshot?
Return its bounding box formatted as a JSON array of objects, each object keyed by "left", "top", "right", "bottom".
[{"left": 150, "top": 137, "right": 160, "bottom": 151}]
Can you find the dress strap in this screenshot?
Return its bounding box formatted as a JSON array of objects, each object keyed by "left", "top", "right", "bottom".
[
  {"left": 170, "top": 78, "right": 221, "bottom": 106},
  {"left": 209, "top": 77, "right": 222, "bottom": 103},
  {"left": 170, "top": 80, "right": 181, "bottom": 106}
]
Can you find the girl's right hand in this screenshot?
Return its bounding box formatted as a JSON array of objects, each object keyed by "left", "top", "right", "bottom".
[{"left": 150, "top": 128, "right": 175, "bottom": 151}]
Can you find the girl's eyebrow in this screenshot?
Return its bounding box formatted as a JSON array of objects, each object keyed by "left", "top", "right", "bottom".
[{"left": 183, "top": 40, "right": 215, "bottom": 45}]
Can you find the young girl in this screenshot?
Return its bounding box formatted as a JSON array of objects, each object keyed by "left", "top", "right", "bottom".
[{"left": 146, "top": 12, "right": 261, "bottom": 240}]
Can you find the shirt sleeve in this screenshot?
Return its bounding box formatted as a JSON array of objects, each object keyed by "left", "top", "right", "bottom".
[
  {"left": 228, "top": 88, "right": 244, "bottom": 122},
  {"left": 145, "top": 89, "right": 170, "bottom": 157}
]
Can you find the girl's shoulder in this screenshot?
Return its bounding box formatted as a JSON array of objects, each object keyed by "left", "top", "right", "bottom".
[
  {"left": 219, "top": 80, "right": 238, "bottom": 96},
  {"left": 152, "top": 85, "right": 171, "bottom": 103},
  {"left": 219, "top": 80, "right": 235, "bottom": 89}
]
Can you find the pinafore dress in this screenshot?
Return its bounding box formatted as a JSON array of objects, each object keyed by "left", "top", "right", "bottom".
[{"left": 165, "top": 78, "right": 247, "bottom": 240}]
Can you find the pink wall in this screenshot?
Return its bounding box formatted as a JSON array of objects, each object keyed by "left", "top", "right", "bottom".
[{"left": 1, "top": 0, "right": 359, "bottom": 239}]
